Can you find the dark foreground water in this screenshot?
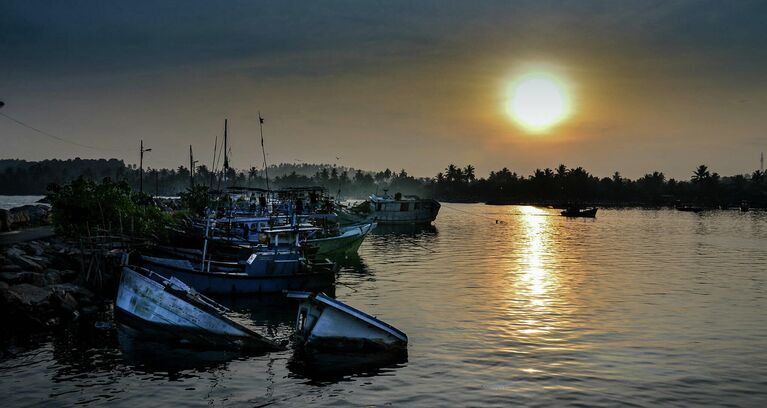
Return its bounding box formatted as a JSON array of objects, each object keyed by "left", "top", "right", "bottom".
[{"left": 2, "top": 205, "right": 767, "bottom": 407}]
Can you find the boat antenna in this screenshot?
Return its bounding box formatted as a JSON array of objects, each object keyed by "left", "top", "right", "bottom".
[
  {"left": 259, "top": 112, "right": 270, "bottom": 191},
  {"left": 223, "top": 118, "right": 229, "bottom": 186}
]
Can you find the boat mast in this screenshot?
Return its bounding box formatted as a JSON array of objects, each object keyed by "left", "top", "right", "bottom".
[
  {"left": 259, "top": 112, "right": 270, "bottom": 192},
  {"left": 223, "top": 118, "right": 229, "bottom": 186}
]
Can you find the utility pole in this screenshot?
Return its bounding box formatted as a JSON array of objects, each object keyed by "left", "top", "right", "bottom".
[
  {"left": 761, "top": 152, "right": 764, "bottom": 172},
  {"left": 139, "top": 140, "right": 152, "bottom": 194},
  {"left": 189, "top": 145, "right": 197, "bottom": 189}
]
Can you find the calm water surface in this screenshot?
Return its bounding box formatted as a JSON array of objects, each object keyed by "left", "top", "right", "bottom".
[{"left": 2, "top": 205, "right": 767, "bottom": 406}]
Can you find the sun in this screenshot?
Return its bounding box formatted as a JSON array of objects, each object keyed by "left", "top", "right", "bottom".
[{"left": 505, "top": 72, "right": 571, "bottom": 133}]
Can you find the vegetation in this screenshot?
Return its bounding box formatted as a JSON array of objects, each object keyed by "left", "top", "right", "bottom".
[
  {"left": 4, "top": 159, "right": 766, "bottom": 208},
  {"left": 46, "top": 177, "right": 170, "bottom": 237}
]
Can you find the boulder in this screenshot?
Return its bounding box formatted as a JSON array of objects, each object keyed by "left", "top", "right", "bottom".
[
  {"left": 0, "top": 281, "right": 8, "bottom": 290},
  {"left": 0, "top": 264, "right": 22, "bottom": 273},
  {"left": 25, "top": 242, "right": 46, "bottom": 257},
  {"left": 0, "top": 271, "right": 47, "bottom": 286},
  {"left": 54, "top": 291, "right": 79, "bottom": 313},
  {"left": 43, "top": 269, "right": 64, "bottom": 285},
  {"left": 2, "top": 284, "right": 52, "bottom": 308},
  {"left": 51, "top": 283, "right": 95, "bottom": 303},
  {"left": 8, "top": 254, "right": 44, "bottom": 272},
  {"left": 5, "top": 205, "right": 50, "bottom": 229},
  {"left": 5, "top": 247, "right": 25, "bottom": 259}
]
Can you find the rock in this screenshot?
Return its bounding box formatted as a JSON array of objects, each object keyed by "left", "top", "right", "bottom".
[
  {"left": 0, "top": 271, "right": 46, "bottom": 286},
  {"left": 60, "top": 269, "right": 79, "bottom": 282},
  {"left": 3, "top": 284, "right": 52, "bottom": 308},
  {"left": 51, "top": 283, "right": 95, "bottom": 303},
  {"left": 43, "top": 269, "right": 63, "bottom": 285},
  {"left": 0, "top": 281, "right": 8, "bottom": 290},
  {"left": 5, "top": 247, "right": 25, "bottom": 259},
  {"left": 55, "top": 291, "right": 79, "bottom": 313},
  {"left": 0, "top": 264, "right": 22, "bottom": 273},
  {"left": 8, "top": 254, "right": 44, "bottom": 272},
  {"left": 26, "top": 242, "right": 45, "bottom": 257},
  {"left": 4, "top": 205, "right": 50, "bottom": 229}
]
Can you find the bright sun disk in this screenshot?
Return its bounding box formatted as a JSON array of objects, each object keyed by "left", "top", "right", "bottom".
[{"left": 506, "top": 73, "right": 571, "bottom": 133}]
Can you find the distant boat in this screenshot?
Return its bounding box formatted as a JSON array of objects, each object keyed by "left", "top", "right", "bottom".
[
  {"left": 363, "top": 192, "right": 440, "bottom": 224},
  {"left": 561, "top": 207, "right": 598, "bottom": 218},
  {"left": 676, "top": 205, "right": 704, "bottom": 213},
  {"left": 115, "top": 265, "right": 283, "bottom": 351},
  {"left": 287, "top": 291, "right": 408, "bottom": 352},
  {"left": 741, "top": 200, "right": 750, "bottom": 212}
]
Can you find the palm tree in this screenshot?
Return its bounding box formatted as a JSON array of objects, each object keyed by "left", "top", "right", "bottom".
[
  {"left": 692, "top": 165, "right": 710, "bottom": 183},
  {"left": 464, "top": 165, "right": 476, "bottom": 182}
]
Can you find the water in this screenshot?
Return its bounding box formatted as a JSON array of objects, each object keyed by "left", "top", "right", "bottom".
[
  {"left": 0, "top": 196, "right": 45, "bottom": 210},
  {"left": 2, "top": 205, "right": 767, "bottom": 406}
]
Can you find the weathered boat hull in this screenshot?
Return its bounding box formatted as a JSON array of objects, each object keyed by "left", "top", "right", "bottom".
[
  {"left": 288, "top": 291, "right": 408, "bottom": 352},
  {"left": 141, "top": 256, "right": 335, "bottom": 295},
  {"left": 115, "top": 266, "right": 282, "bottom": 350}
]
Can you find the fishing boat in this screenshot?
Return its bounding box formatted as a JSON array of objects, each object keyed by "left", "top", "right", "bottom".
[
  {"left": 202, "top": 219, "right": 376, "bottom": 258},
  {"left": 560, "top": 207, "right": 598, "bottom": 217},
  {"left": 350, "top": 192, "right": 440, "bottom": 225},
  {"left": 115, "top": 265, "right": 283, "bottom": 350},
  {"left": 287, "top": 291, "right": 408, "bottom": 351},
  {"left": 141, "top": 251, "right": 335, "bottom": 295},
  {"left": 676, "top": 205, "right": 704, "bottom": 213}
]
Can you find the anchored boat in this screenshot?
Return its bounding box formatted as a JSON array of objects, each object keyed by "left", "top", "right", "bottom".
[
  {"left": 287, "top": 291, "right": 408, "bottom": 351},
  {"left": 115, "top": 265, "right": 283, "bottom": 350},
  {"left": 350, "top": 192, "right": 440, "bottom": 225},
  {"left": 560, "top": 207, "right": 598, "bottom": 217}
]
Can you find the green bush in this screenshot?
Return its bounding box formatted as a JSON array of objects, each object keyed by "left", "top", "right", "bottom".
[{"left": 47, "top": 177, "right": 169, "bottom": 237}]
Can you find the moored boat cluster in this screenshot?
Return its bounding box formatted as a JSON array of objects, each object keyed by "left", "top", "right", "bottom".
[{"left": 115, "top": 187, "right": 440, "bottom": 356}]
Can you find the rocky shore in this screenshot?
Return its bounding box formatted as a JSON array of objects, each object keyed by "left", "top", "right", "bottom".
[
  {"left": 0, "top": 204, "right": 51, "bottom": 232},
  {"left": 0, "top": 238, "right": 112, "bottom": 330}
]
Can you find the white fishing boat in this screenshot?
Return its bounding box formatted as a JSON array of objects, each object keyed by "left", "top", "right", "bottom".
[
  {"left": 116, "top": 265, "right": 283, "bottom": 350},
  {"left": 364, "top": 192, "right": 440, "bottom": 224},
  {"left": 287, "top": 291, "right": 408, "bottom": 351}
]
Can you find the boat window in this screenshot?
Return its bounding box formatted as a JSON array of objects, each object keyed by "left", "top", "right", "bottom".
[
  {"left": 400, "top": 203, "right": 409, "bottom": 211},
  {"left": 414, "top": 202, "right": 420, "bottom": 210},
  {"left": 376, "top": 203, "right": 382, "bottom": 211}
]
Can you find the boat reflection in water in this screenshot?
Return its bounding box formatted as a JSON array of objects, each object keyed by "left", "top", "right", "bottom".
[
  {"left": 116, "top": 322, "right": 249, "bottom": 375},
  {"left": 287, "top": 348, "right": 408, "bottom": 385}
]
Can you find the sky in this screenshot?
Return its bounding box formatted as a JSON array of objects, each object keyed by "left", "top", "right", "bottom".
[{"left": 1, "top": 0, "right": 766, "bottom": 179}]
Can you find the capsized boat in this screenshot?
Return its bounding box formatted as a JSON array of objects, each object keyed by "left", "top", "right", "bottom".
[
  {"left": 287, "top": 291, "right": 408, "bottom": 351},
  {"left": 115, "top": 265, "right": 283, "bottom": 351},
  {"left": 560, "top": 207, "right": 598, "bottom": 217}
]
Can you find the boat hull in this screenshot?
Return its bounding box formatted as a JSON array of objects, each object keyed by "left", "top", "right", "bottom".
[
  {"left": 115, "top": 266, "right": 281, "bottom": 350},
  {"left": 288, "top": 292, "right": 407, "bottom": 352},
  {"left": 561, "top": 208, "right": 598, "bottom": 217},
  {"left": 141, "top": 257, "right": 335, "bottom": 295},
  {"left": 309, "top": 223, "right": 375, "bottom": 256}
]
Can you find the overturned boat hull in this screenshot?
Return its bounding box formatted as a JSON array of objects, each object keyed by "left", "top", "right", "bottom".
[
  {"left": 115, "top": 266, "right": 282, "bottom": 350},
  {"left": 287, "top": 291, "right": 408, "bottom": 352}
]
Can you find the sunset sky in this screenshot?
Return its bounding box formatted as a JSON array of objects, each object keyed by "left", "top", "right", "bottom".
[{"left": 2, "top": 1, "right": 766, "bottom": 179}]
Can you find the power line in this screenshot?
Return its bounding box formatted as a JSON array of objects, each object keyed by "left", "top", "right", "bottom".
[{"left": 0, "top": 111, "right": 116, "bottom": 152}]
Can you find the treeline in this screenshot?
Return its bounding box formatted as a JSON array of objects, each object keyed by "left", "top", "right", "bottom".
[
  {"left": 431, "top": 164, "right": 767, "bottom": 208},
  {"left": 1, "top": 159, "right": 765, "bottom": 207}
]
